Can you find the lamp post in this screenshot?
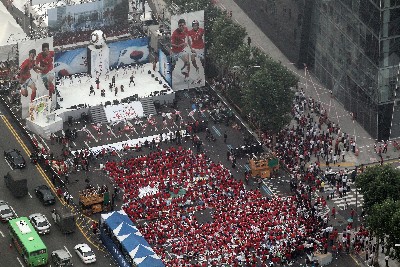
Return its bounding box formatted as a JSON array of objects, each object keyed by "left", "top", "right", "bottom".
[{"left": 354, "top": 165, "right": 358, "bottom": 230}]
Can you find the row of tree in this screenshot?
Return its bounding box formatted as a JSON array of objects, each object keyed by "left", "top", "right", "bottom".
[
  {"left": 356, "top": 164, "right": 400, "bottom": 261},
  {"left": 165, "top": 0, "right": 298, "bottom": 137}
]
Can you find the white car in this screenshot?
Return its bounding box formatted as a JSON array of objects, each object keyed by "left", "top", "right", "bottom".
[
  {"left": 74, "top": 243, "right": 96, "bottom": 264},
  {"left": 29, "top": 213, "right": 51, "bottom": 234}
]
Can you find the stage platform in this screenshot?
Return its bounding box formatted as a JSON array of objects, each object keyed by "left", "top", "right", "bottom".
[{"left": 56, "top": 62, "right": 173, "bottom": 110}]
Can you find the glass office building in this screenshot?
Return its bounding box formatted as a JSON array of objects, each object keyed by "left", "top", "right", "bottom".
[
  {"left": 235, "top": 0, "right": 400, "bottom": 140},
  {"left": 308, "top": 0, "right": 400, "bottom": 140}
]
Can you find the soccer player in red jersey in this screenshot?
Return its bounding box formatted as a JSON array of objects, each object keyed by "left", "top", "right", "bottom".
[
  {"left": 36, "top": 43, "right": 55, "bottom": 97},
  {"left": 188, "top": 20, "right": 205, "bottom": 73},
  {"left": 19, "top": 49, "right": 40, "bottom": 102},
  {"left": 171, "top": 18, "right": 190, "bottom": 80}
]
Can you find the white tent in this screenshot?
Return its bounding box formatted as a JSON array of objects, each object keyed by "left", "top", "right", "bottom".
[{"left": 0, "top": 2, "right": 27, "bottom": 50}]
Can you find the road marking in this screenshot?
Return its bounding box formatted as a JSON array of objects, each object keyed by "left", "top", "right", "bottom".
[
  {"left": 11, "top": 206, "right": 18, "bottom": 218},
  {"left": 28, "top": 192, "right": 32, "bottom": 198},
  {"left": 0, "top": 230, "right": 4, "bottom": 237},
  {"left": 16, "top": 257, "right": 24, "bottom": 267}
]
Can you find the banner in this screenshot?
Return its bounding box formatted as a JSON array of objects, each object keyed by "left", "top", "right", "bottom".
[
  {"left": 170, "top": 10, "right": 205, "bottom": 91},
  {"left": 18, "top": 37, "right": 55, "bottom": 119}
]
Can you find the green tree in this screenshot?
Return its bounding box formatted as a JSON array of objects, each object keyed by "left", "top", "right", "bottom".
[
  {"left": 208, "top": 16, "right": 246, "bottom": 73},
  {"left": 241, "top": 69, "right": 296, "bottom": 142},
  {"left": 356, "top": 165, "right": 400, "bottom": 214}
]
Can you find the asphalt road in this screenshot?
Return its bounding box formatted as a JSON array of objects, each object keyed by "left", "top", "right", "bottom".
[{"left": 0, "top": 104, "right": 114, "bottom": 267}]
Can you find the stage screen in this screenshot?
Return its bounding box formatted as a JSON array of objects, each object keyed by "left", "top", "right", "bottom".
[
  {"left": 108, "top": 37, "right": 150, "bottom": 69},
  {"left": 18, "top": 37, "right": 55, "bottom": 119},
  {"left": 170, "top": 10, "right": 205, "bottom": 91},
  {"left": 54, "top": 47, "right": 88, "bottom": 77},
  {"left": 158, "top": 48, "right": 171, "bottom": 86},
  {"left": 48, "top": 0, "right": 129, "bottom": 46},
  {"left": 54, "top": 37, "right": 150, "bottom": 77}
]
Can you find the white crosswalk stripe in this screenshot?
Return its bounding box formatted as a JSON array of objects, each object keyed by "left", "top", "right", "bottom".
[{"left": 324, "top": 183, "right": 364, "bottom": 210}]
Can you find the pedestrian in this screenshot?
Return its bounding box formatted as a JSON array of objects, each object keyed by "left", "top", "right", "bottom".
[
  {"left": 129, "top": 74, "right": 135, "bottom": 86},
  {"left": 331, "top": 206, "right": 336, "bottom": 219},
  {"left": 95, "top": 77, "right": 100, "bottom": 89},
  {"left": 115, "top": 86, "right": 118, "bottom": 96},
  {"left": 385, "top": 255, "right": 389, "bottom": 267},
  {"left": 224, "top": 131, "right": 227, "bottom": 143},
  {"left": 247, "top": 36, "right": 251, "bottom": 46},
  {"left": 65, "top": 173, "right": 69, "bottom": 184},
  {"left": 89, "top": 84, "right": 95, "bottom": 95}
]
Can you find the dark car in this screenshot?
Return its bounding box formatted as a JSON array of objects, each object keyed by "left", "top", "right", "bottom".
[
  {"left": 35, "top": 185, "right": 56, "bottom": 205},
  {"left": 4, "top": 149, "right": 26, "bottom": 169}
]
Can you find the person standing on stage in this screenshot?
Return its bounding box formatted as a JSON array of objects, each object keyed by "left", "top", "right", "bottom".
[
  {"left": 112, "top": 75, "right": 116, "bottom": 86},
  {"left": 171, "top": 18, "right": 190, "bottom": 80},
  {"left": 188, "top": 20, "right": 205, "bottom": 74},
  {"left": 95, "top": 76, "right": 100, "bottom": 89},
  {"left": 129, "top": 73, "right": 135, "bottom": 87},
  {"left": 36, "top": 42, "right": 55, "bottom": 98},
  {"left": 19, "top": 49, "right": 40, "bottom": 102},
  {"left": 89, "top": 84, "right": 95, "bottom": 96}
]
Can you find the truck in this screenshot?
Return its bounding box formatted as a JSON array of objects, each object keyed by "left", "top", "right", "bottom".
[
  {"left": 4, "top": 169, "right": 28, "bottom": 198},
  {"left": 79, "top": 186, "right": 110, "bottom": 216},
  {"left": 51, "top": 207, "right": 76, "bottom": 234}
]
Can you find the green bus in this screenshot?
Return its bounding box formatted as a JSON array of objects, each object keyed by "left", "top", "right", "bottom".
[{"left": 8, "top": 217, "right": 48, "bottom": 266}]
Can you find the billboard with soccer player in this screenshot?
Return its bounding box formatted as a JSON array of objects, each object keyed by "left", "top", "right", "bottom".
[
  {"left": 18, "top": 37, "right": 55, "bottom": 119},
  {"left": 170, "top": 10, "right": 205, "bottom": 91}
]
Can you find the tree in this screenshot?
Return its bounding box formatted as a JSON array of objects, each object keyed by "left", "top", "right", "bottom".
[
  {"left": 241, "top": 69, "right": 296, "bottom": 143},
  {"left": 208, "top": 16, "right": 246, "bottom": 73},
  {"left": 355, "top": 165, "right": 400, "bottom": 214}
]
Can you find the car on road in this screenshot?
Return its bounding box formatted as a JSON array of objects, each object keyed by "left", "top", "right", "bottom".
[
  {"left": 35, "top": 185, "right": 56, "bottom": 205},
  {"left": 51, "top": 248, "right": 73, "bottom": 266},
  {"left": 29, "top": 213, "right": 51, "bottom": 234},
  {"left": 0, "top": 200, "right": 16, "bottom": 222},
  {"left": 74, "top": 243, "right": 96, "bottom": 264},
  {"left": 4, "top": 149, "right": 26, "bottom": 169}
]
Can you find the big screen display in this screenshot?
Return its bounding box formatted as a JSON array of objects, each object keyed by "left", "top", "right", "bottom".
[{"left": 170, "top": 10, "right": 205, "bottom": 91}]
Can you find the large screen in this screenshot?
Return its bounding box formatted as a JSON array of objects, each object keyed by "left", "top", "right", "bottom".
[
  {"left": 54, "top": 37, "right": 150, "bottom": 78},
  {"left": 170, "top": 10, "right": 205, "bottom": 91},
  {"left": 158, "top": 48, "right": 171, "bottom": 87},
  {"left": 18, "top": 37, "right": 55, "bottom": 119}
]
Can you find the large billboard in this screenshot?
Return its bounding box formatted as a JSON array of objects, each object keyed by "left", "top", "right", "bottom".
[
  {"left": 54, "top": 37, "right": 150, "bottom": 77},
  {"left": 18, "top": 37, "right": 55, "bottom": 119},
  {"left": 48, "top": 0, "right": 129, "bottom": 45},
  {"left": 170, "top": 10, "right": 205, "bottom": 91}
]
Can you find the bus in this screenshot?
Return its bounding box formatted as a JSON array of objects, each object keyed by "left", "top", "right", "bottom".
[{"left": 8, "top": 217, "right": 48, "bottom": 266}]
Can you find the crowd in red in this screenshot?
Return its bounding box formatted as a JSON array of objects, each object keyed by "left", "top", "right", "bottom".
[{"left": 105, "top": 147, "right": 325, "bottom": 266}]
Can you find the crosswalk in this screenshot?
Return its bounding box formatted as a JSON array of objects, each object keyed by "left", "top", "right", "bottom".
[{"left": 323, "top": 182, "right": 364, "bottom": 210}]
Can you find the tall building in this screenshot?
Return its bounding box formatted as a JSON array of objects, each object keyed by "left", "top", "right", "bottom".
[
  {"left": 308, "top": 0, "right": 400, "bottom": 140},
  {"left": 235, "top": 0, "right": 400, "bottom": 140}
]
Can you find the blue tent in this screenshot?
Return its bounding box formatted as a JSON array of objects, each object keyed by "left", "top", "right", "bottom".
[
  {"left": 101, "top": 210, "right": 133, "bottom": 230},
  {"left": 138, "top": 255, "right": 165, "bottom": 267},
  {"left": 115, "top": 221, "right": 138, "bottom": 237},
  {"left": 131, "top": 244, "right": 154, "bottom": 260}
]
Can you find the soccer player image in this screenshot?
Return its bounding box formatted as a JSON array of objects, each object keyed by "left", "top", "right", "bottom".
[
  {"left": 36, "top": 42, "right": 55, "bottom": 98},
  {"left": 188, "top": 20, "right": 205, "bottom": 82},
  {"left": 171, "top": 18, "right": 190, "bottom": 81},
  {"left": 19, "top": 49, "right": 40, "bottom": 102}
]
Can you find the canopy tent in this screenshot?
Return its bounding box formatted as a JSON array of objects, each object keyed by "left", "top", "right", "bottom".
[{"left": 101, "top": 210, "right": 165, "bottom": 267}]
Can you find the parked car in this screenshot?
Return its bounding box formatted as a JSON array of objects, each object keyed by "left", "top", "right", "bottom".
[
  {"left": 74, "top": 243, "right": 96, "bottom": 264},
  {"left": 4, "top": 149, "right": 26, "bottom": 169},
  {"left": 35, "top": 185, "right": 56, "bottom": 205},
  {"left": 29, "top": 213, "right": 51, "bottom": 234},
  {"left": 0, "top": 200, "right": 16, "bottom": 222},
  {"left": 51, "top": 248, "right": 73, "bottom": 266}
]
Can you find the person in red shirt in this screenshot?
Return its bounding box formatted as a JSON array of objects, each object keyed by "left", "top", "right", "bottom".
[
  {"left": 188, "top": 20, "right": 205, "bottom": 73},
  {"left": 171, "top": 18, "right": 190, "bottom": 80},
  {"left": 19, "top": 49, "right": 40, "bottom": 101},
  {"left": 36, "top": 43, "right": 55, "bottom": 98}
]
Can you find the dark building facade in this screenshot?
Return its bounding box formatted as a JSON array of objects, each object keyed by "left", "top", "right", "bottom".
[{"left": 235, "top": 0, "right": 400, "bottom": 140}]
